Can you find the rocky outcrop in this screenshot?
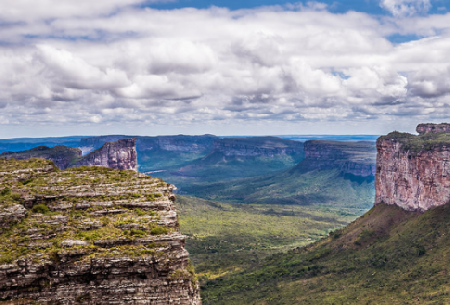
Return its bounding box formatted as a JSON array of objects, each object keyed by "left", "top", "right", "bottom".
[
  {"left": 375, "top": 123, "right": 450, "bottom": 211},
  {"left": 0, "top": 158, "right": 201, "bottom": 304},
  {"left": 79, "top": 135, "right": 217, "bottom": 155},
  {"left": 416, "top": 123, "right": 450, "bottom": 135},
  {"left": 212, "top": 137, "right": 304, "bottom": 157},
  {"left": 298, "top": 140, "right": 376, "bottom": 178},
  {"left": 0, "top": 145, "right": 82, "bottom": 170},
  {"left": 71, "top": 138, "right": 137, "bottom": 171}
]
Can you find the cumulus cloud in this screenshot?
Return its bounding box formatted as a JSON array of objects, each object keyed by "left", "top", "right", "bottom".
[
  {"left": 0, "top": 3, "right": 449, "bottom": 135},
  {"left": 380, "top": 0, "right": 432, "bottom": 16}
]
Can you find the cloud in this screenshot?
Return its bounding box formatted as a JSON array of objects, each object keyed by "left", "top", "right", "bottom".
[
  {"left": 0, "top": 4, "right": 449, "bottom": 135},
  {"left": 380, "top": 0, "right": 432, "bottom": 16}
]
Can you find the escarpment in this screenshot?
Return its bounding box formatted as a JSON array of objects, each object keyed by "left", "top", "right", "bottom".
[
  {"left": 71, "top": 138, "right": 137, "bottom": 171},
  {"left": 297, "top": 140, "right": 376, "bottom": 178},
  {"left": 0, "top": 158, "right": 201, "bottom": 304},
  {"left": 375, "top": 123, "right": 450, "bottom": 211},
  {"left": 212, "top": 137, "right": 304, "bottom": 157},
  {"left": 0, "top": 139, "right": 138, "bottom": 172},
  {"left": 0, "top": 146, "right": 82, "bottom": 170}
]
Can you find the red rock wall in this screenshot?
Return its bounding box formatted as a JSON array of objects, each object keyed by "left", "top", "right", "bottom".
[{"left": 375, "top": 137, "right": 450, "bottom": 211}]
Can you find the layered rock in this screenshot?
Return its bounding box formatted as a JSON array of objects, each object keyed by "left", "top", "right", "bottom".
[
  {"left": 0, "top": 158, "right": 201, "bottom": 304},
  {"left": 212, "top": 137, "right": 304, "bottom": 157},
  {"left": 416, "top": 123, "right": 450, "bottom": 135},
  {"left": 0, "top": 145, "right": 82, "bottom": 170},
  {"left": 375, "top": 123, "right": 450, "bottom": 211},
  {"left": 71, "top": 138, "right": 137, "bottom": 171},
  {"left": 79, "top": 135, "right": 217, "bottom": 155},
  {"left": 298, "top": 140, "right": 376, "bottom": 178}
]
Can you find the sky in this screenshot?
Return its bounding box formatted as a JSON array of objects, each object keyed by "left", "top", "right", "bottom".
[{"left": 1, "top": 0, "right": 450, "bottom": 137}]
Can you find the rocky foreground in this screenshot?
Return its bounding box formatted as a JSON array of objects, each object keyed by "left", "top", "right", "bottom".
[{"left": 0, "top": 158, "right": 200, "bottom": 304}]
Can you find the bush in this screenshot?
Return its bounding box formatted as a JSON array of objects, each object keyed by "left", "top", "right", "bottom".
[
  {"left": 151, "top": 226, "right": 168, "bottom": 236},
  {"left": 32, "top": 204, "right": 51, "bottom": 215},
  {"left": 0, "top": 187, "right": 11, "bottom": 197}
]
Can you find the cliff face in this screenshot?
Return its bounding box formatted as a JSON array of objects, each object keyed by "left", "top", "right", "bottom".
[
  {"left": 298, "top": 140, "right": 376, "bottom": 178},
  {"left": 79, "top": 135, "right": 217, "bottom": 155},
  {"left": 72, "top": 138, "right": 137, "bottom": 171},
  {"left": 0, "top": 158, "right": 201, "bottom": 304},
  {"left": 375, "top": 123, "right": 450, "bottom": 211},
  {"left": 212, "top": 137, "right": 304, "bottom": 157},
  {"left": 0, "top": 145, "right": 82, "bottom": 170},
  {"left": 416, "top": 123, "right": 450, "bottom": 135}
]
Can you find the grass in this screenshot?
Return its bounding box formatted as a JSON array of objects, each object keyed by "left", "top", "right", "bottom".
[
  {"left": 175, "top": 195, "right": 365, "bottom": 284},
  {"left": 200, "top": 203, "right": 450, "bottom": 304}
]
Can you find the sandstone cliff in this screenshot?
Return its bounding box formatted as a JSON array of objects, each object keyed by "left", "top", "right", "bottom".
[
  {"left": 0, "top": 139, "right": 137, "bottom": 172},
  {"left": 72, "top": 138, "right": 137, "bottom": 171},
  {"left": 0, "top": 145, "right": 82, "bottom": 170},
  {"left": 0, "top": 158, "right": 201, "bottom": 304},
  {"left": 297, "top": 140, "right": 376, "bottom": 178},
  {"left": 375, "top": 123, "right": 450, "bottom": 211},
  {"left": 416, "top": 123, "right": 450, "bottom": 135},
  {"left": 212, "top": 137, "right": 304, "bottom": 157},
  {"left": 79, "top": 135, "right": 217, "bottom": 155}
]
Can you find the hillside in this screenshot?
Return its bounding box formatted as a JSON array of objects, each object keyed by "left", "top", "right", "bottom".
[
  {"left": 201, "top": 123, "right": 450, "bottom": 304},
  {"left": 175, "top": 195, "right": 362, "bottom": 286},
  {"left": 183, "top": 140, "right": 376, "bottom": 208},
  {"left": 202, "top": 202, "right": 450, "bottom": 304},
  {"left": 0, "top": 139, "right": 137, "bottom": 171},
  {"left": 157, "top": 137, "right": 305, "bottom": 186},
  {"left": 0, "top": 145, "right": 82, "bottom": 170}
]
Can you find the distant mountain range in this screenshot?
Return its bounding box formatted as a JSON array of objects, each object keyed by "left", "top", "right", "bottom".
[{"left": 0, "top": 134, "right": 377, "bottom": 209}]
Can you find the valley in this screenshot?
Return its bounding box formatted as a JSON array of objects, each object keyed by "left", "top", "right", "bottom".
[{"left": 0, "top": 133, "right": 379, "bottom": 302}]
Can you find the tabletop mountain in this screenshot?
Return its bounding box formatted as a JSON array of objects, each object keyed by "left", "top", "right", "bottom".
[
  {"left": 0, "top": 139, "right": 137, "bottom": 172},
  {"left": 0, "top": 158, "right": 201, "bottom": 304},
  {"left": 202, "top": 123, "right": 450, "bottom": 304}
]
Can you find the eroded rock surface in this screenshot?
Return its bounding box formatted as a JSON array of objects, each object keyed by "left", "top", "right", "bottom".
[
  {"left": 416, "top": 123, "right": 450, "bottom": 135},
  {"left": 298, "top": 140, "right": 376, "bottom": 178},
  {"left": 0, "top": 158, "right": 201, "bottom": 304},
  {"left": 375, "top": 123, "right": 450, "bottom": 211},
  {"left": 71, "top": 138, "right": 137, "bottom": 171}
]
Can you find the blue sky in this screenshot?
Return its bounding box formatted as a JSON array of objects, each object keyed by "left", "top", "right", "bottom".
[
  {"left": 0, "top": 0, "right": 450, "bottom": 137},
  {"left": 148, "top": 0, "right": 387, "bottom": 13}
]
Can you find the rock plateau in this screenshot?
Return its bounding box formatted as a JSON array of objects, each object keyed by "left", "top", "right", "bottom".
[
  {"left": 375, "top": 123, "right": 450, "bottom": 211},
  {"left": 298, "top": 140, "right": 376, "bottom": 178},
  {"left": 0, "top": 158, "right": 201, "bottom": 304}
]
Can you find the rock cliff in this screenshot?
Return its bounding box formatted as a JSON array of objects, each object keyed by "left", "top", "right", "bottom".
[
  {"left": 297, "top": 140, "right": 376, "bottom": 178},
  {"left": 375, "top": 123, "right": 450, "bottom": 211},
  {"left": 416, "top": 123, "right": 450, "bottom": 135},
  {"left": 79, "top": 135, "right": 217, "bottom": 155},
  {"left": 72, "top": 138, "right": 137, "bottom": 171},
  {"left": 0, "top": 158, "right": 201, "bottom": 304},
  {"left": 0, "top": 146, "right": 82, "bottom": 170},
  {"left": 212, "top": 137, "right": 304, "bottom": 157}
]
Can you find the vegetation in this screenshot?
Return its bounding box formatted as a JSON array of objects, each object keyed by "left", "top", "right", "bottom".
[
  {"left": 382, "top": 131, "right": 450, "bottom": 153},
  {"left": 180, "top": 168, "right": 374, "bottom": 209},
  {"left": 175, "top": 195, "right": 365, "bottom": 284},
  {"left": 0, "top": 159, "right": 175, "bottom": 266},
  {"left": 201, "top": 203, "right": 450, "bottom": 304}
]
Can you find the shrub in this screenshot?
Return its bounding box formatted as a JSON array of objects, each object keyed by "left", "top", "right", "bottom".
[
  {"left": 0, "top": 187, "right": 11, "bottom": 197},
  {"left": 151, "top": 226, "right": 168, "bottom": 236},
  {"left": 32, "top": 204, "right": 51, "bottom": 215}
]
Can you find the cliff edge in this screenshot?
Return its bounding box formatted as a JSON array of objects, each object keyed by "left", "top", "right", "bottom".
[
  {"left": 375, "top": 123, "right": 450, "bottom": 211},
  {"left": 297, "top": 140, "right": 376, "bottom": 178},
  {"left": 71, "top": 138, "right": 137, "bottom": 171},
  {"left": 0, "top": 158, "right": 201, "bottom": 304}
]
